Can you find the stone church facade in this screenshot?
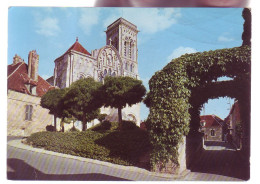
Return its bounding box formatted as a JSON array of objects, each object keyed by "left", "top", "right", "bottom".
[{"left": 49, "top": 18, "right": 141, "bottom": 127}]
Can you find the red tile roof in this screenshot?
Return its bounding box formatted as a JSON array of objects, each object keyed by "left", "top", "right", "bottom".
[
  {"left": 200, "top": 115, "right": 225, "bottom": 128},
  {"left": 56, "top": 39, "right": 91, "bottom": 61},
  {"left": 7, "top": 62, "right": 55, "bottom": 97}
]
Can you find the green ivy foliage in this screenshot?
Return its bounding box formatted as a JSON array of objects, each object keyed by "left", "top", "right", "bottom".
[{"left": 145, "top": 46, "right": 251, "bottom": 170}]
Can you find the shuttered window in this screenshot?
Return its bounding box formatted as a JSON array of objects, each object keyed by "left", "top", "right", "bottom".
[{"left": 25, "top": 105, "right": 33, "bottom": 121}]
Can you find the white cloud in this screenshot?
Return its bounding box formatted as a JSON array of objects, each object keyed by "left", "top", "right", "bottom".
[
  {"left": 78, "top": 8, "right": 100, "bottom": 35},
  {"left": 218, "top": 32, "right": 234, "bottom": 42},
  {"left": 218, "top": 36, "right": 234, "bottom": 42},
  {"left": 103, "top": 8, "right": 181, "bottom": 34},
  {"left": 36, "top": 17, "right": 60, "bottom": 36},
  {"left": 167, "top": 46, "right": 197, "bottom": 63}
]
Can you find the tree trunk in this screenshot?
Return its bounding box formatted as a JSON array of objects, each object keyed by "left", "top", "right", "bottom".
[
  {"left": 118, "top": 107, "right": 122, "bottom": 130},
  {"left": 82, "top": 112, "right": 87, "bottom": 131},
  {"left": 54, "top": 114, "right": 57, "bottom": 131},
  {"left": 61, "top": 117, "right": 65, "bottom": 132}
]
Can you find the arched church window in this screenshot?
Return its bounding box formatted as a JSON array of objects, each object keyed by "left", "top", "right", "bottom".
[
  {"left": 125, "top": 62, "right": 128, "bottom": 70},
  {"left": 79, "top": 75, "right": 84, "bottom": 79},
  {"left": 109, "top": 68, "right": 112, "bottom": 76},
  {"left": 108, "top": 55, "right": 112, "bottom": 66},
  {"left": 79, "top": 73, "right": 85, "bottom": 80},
  {"left": 124, "top": 41, "right": 127, "bottom": 57},
  {"left": 115, "top": 38, "right": 118, "bottom": 50},
  {"left": 104, "top": 69, "right": 107, "bottom": 77},
  {"left": 113, "top": 59, "right": 116, "bottom": 69},
  {"left": 99, "top": 76, "right": 103, "bottom": 82},
  {"left": 129, "top": 41, "right": 132, "bottom": 59},
  {"left": 130, "top": 64, "right": 133, "bottom": 72}
]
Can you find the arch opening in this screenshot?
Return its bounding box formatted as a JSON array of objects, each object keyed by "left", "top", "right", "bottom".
[{"left": 144, "top": 46, "right": 250, "bottom": 177}]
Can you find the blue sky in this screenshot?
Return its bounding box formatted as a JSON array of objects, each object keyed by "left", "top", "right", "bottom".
[{"left": 8, "top": 7, "right": 244, "bottom": 120}]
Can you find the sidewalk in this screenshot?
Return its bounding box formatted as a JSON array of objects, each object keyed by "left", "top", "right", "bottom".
[{"left": 7, "top": 139, "right": 242, "bottom": 181}]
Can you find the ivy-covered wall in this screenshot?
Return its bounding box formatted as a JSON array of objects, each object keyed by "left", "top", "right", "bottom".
[{"left": 145, "top": 45, "right": 251, "bottom": 170}]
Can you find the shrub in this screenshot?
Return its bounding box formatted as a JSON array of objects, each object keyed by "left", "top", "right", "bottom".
[
  {"left": 46, "top": 125, "right": 55, "bottom": 132},
  {"left": 98, "top": 113, "right": 107, "bottom": 123},
  {"left": 110, "top": 122, "right": 118, "bottom": 130},
  {"left": 69, "top": 126, "right": 80, "bottom": 132},
  {"left": 90, "top": 120, "right": 111, "bottom": 131},
  {"left": 122, "top": 120, "right": 138, "bottom": 131}
]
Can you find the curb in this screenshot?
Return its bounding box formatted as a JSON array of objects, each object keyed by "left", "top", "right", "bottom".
[{"left": 7, "top": 139, "right": 187, "bottom": 181}]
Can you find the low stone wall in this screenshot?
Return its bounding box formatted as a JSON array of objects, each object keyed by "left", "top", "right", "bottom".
[
  {"left": 154, "top": 137, "right": 189, "bottom": 176},
  {"left": 186, "top": 133, "right": 204, "bottom": 169}
]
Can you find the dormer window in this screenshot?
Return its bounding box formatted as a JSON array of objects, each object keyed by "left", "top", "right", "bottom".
[{"left": 30, "top": 85, "right": 37, "bottom": 95}]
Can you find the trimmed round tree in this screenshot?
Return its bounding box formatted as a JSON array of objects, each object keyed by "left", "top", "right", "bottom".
[
  {"left": 63, "top": 77, "right": 103, "bottom": 131},
  {"left": 101, "top": 76, "right": 146, "bottom": 130},
  {"left": 40, "top": 88, "right": 68, "bottom": 131}
]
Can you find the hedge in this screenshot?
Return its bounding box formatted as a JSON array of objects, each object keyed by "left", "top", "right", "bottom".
[{"left": 26, "top": 129, "right": 151, "bottom": 167}]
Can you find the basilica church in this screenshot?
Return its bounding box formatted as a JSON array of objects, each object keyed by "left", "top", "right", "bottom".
[{"left": 47, "top": 17, "right": 141, "bottom": 127}]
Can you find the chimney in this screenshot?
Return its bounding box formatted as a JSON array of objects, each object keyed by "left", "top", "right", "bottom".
[
  {"left": 28, "top": 50, "right": 39, "bottom": 81},
  {"left": 13, "top": 54, "right": 24, "bottom": 65}
]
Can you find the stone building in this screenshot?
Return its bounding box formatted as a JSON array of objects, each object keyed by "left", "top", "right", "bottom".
[
  {"left": 225, "top": 101, "right": 242, "bottom": 149},
  {"left": 7, "top": 51, "right": 55, "bottom": 136},
  {"left": 200, "top": 115, "right": 227, "bottom": 141},
  {"left": 48, "top": 17, "right": 141, "bottom": 127}
]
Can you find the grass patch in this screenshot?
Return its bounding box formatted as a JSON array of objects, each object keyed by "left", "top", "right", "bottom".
[{"left": 26, "top": 128, "right": 151, "bottom": 167}]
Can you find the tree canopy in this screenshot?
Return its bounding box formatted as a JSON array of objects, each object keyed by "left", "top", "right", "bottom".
[
  {"left": 40, "top": 88, "right": 69, "bottom": 131},
  {"left": 101, "top": 76, "right": 146, "bottom": 129},
  {"left": 63, "top": 77, "right": 103, "bottom": 131}
]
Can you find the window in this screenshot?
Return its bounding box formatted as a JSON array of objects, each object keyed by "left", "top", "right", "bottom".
[
  {"left": 104, "top": 69, "right": 107, "bottom": 77},
  {"left": 130, "top": 64, "right": 134, "bottom": 72},
  {"left": 210, "top": 129, "right": 215, "bottom": 136},
  {"left": 129, "top": 42, "right": 132, "bottom": 58},
  {"left": 108, "top": 68, "right": 112, "bottom": 76},
  {"left": 25, "top": 105, "right": 33, "bottom": 121},
  {"left": 125, "top": 62, "right": 128, "bottom": 70},
  {"left": 124, "top": 41, "right": 127, "bottom": 56},
  {"left": 99, "top": 77, "right": 103, "bottom": 82}
]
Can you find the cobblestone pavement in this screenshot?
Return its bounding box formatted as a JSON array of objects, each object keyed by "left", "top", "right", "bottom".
[{"left": 7, "top": 139, "right": 247, "bottom": 181}]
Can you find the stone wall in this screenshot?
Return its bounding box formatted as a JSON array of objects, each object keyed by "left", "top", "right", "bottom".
[
  {"left": 7, "top": 90, "right": 53, "bottom": 136},
  {"left": 154, "top": 137, "right": 188, "bottom": 175}
]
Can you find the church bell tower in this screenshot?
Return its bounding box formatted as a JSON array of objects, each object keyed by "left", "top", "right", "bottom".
[{"left": 105, "top": 18, "right": 139, "bottom": 78}]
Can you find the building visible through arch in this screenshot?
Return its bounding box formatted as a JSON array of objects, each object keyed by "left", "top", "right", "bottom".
[{"left": 47, "top": 18, "right": 141, "bottom": 128}]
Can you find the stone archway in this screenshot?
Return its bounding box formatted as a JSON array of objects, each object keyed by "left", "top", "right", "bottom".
[{"left": 144, "top": 46, "right": 251, "bottom": 175}]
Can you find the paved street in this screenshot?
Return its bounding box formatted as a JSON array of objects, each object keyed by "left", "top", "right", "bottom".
[
  {"left": 188, "top": 141, "right": 250, "bottom": 180},
  {"left": 7, "top": 138, "right": 247, "bottom": 181}
]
